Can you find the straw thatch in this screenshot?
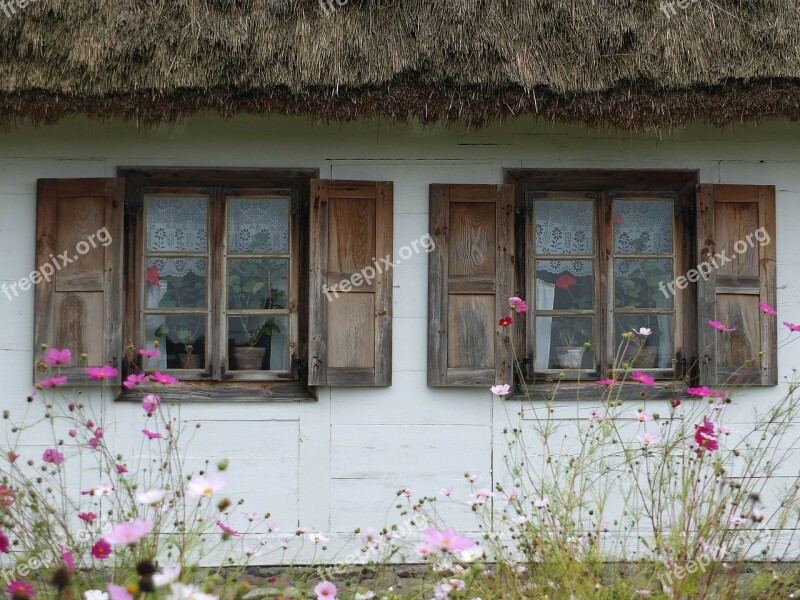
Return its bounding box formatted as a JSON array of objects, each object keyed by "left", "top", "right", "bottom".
[{"left": 1, "top": 0, "right": 799, "bottom": 128}]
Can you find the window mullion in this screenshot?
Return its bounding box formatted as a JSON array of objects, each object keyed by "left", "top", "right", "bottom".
[
  {"left": 597, "top": 191, "right": 611, "bottom": 377},
  {"left": 211, "top": 187, "right": 225, "bottom": 381}
]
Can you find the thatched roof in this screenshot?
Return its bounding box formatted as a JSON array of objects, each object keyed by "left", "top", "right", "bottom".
[{"left": 1, "top": 0, "right": 799, "bottom": 128}]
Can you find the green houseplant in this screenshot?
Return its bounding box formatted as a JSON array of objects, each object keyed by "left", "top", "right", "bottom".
[
  {"left": 552, "top": 273, "right": 593, "bottom": 368},
  {"left": 228, "top": 255, "right": 286, "bottom": 370}
]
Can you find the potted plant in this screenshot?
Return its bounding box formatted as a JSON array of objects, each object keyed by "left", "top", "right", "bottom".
[
  {"left": 229, "top": 258, "right": 287, "bottom": 370},
  {"left": 550, "top": 273, "right": 593, "bottom": 369},
  {"left": 155, "top": 317, "right": 203, "bottom": 370}
]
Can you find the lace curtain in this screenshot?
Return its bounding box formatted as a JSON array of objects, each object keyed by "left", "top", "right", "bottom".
[
  {"left": 146, "top": 196, "right": 208, "bottom": 277},
  {"left": 228, "top": 198, "right": 289, "bottom": 254}
]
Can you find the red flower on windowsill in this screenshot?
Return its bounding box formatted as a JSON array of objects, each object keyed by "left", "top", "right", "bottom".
[
  {"left": 555, "top": 274, "right": 577, "bottom": 289},
  {"left": 146, "top": 266, "right": 161, "bottom": 287}
]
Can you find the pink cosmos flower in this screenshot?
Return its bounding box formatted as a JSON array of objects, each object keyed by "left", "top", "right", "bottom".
[
  {"left": 150, "top": 371, "right": 179, "bottom": 385},
  {"left": 314, "top": 581, "right": 337, "bottom": 600},
  {"left": 498, "top": 316, "right": 513, "bottom": 327},
  {"left": 138, "top": 348, "right": 160, "bottom": 358},
  {"left": 142, "top": 429, "right": 162, "bottom": 440},
  {"left": 759, "top": 303, "right": 777, "bottom": 316},
  {"left": 534, "top": 497, "right": 549, "bottom": 508},
  {"left": 122, "top": 373, "right": 148, "bottom": 390},
  {"left": 86, "top": 366, "right": 118, "bottom": 380},
  {"left": 37, "top": 375, "right": 68, "bottom": 388},
  {"left": 79, "top": 512, "right": 97, "bottom": 522},
  {"left": 784, "top": 321, "right": 800, "bottom": 332},
  {"left": 61, "top": 546, "right": 75, "bottom": 571},
  {"left": 0, "top": 531, "right": 9, "bottom": 553},
  {"left": 631, "top": 371, "right": 655, "bottom": 386},
  {"left": 8, "top": 582, "right": 35, "bottom": 598},
  {"left": 729, "top": 515, "right": 747, "bottom": 526},
  {"left": 89, "top": 438, "right": 100, "bottom": 450},
  {"left": 422, "top": 527, "right": 475, "bottom": 552},
  {"left": 632, "top": 327, "right": 652, "bottom": 336},
  {"left": 694, "top": 418, "right": 719, "bottom": 452},
  {"left": 42, "top": 449, "right": 64, "bottom": 465},
  {"left": 415, "top": 543, "right": 435, "bottom": 557},
  {"left": 508, "top": 297, "right": 529, "bottom": 313},
  {"left": 107, "top": 584, "right": 131, "bottom": 600},
  {"left": 103, "top": 518, "right": 153, "bottom": 546},
  {"left": 216, "top": 520, "right": 240, "bottom": 536},
  {"left": 687, "top": 386, "right": 724, "bottom": 398},
  {"left": 142, "top": 394, "right": 161, "bottom": 414},
  {"left": 708, "top": 320, "right": 736, "bottom": 332},
  {"left": 43, "top": 348, "right": 72, "bottom": 367},
  {"left": 467, "top": 473, "right": 481, "bottom": 483},
  {"left": 95, "top": 427, "right": 104, "bottom": 439},
  {"left": 68, "top": 429, "right": 77, "bottom": 437},
  {"left": 490, "top": 384, "right": 511, "bottom": 396},
  {"left": 596, "top": 378, "right": 617, "bottom": 386},
  {"left": 7, "top": 452, "right": 18, "bottom": 463},
  {"left": 633, "top": 410, "right": 653, "bottom": 422},
  {"left": 115, "top": 464, "right": 128, "bottom": 474},
  {"left": 638, "top": 433, "right": 659, "bottom": 446},
  {"left": 440, "top": 486, "right": 454, "bottom": 496}
]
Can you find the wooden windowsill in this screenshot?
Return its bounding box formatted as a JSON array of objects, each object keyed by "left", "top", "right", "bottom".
[
  {"left": 507, "top": 381, "right": 690, "bottom": 402},
  {"left": 116, "top": 380, "right": 317, "bottom": 403}
]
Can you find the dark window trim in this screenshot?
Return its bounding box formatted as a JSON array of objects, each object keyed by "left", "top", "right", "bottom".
[
  {"left": 118, "top": 167, "right": 319, "bottom": 403},
  {"left": 504, "top": 168, "right": 700, "bottom": 397}
]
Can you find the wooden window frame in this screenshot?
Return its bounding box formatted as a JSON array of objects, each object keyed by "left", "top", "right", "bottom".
[
  {"left": 506, "top": 169, "right": 699, "bottom": 390},
  {"left": 119, "top": 168, "right": 318, "bottom": 403}
]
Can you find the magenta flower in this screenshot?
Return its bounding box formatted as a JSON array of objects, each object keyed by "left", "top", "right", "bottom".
[
  {"left": 784, "top": 321, "right": 800, "bottom": 332},
  {"left": 216, "top": 520, "right": 240, "bottom": 536},
  {"left": 422, "top": 527, "right": 475, "bottom": 552},
  {"left": 88, "top": 438, "right": 99, "bottom": 450},
  {"left": 687, "top": 386, "right": 724, "bottom": 398},
  {"left": 150, "top": 371, "right": 179, "bottom": 385},
  {"left": 107, "top": 584, "right": 131, "bottom": 600},
  {"left": 7, "top": 451, "right": 18, "bottom": 463},
  {"left": 0, "top": 531, "right": 9, "bottom": 553},
  {"left": 37, "top": 375, "right": 68, "bottom": 388},
  {"left": 42, "top": 449, "right": 64, "bottom": 465},
  {"left": 313, "top": 581, "right": 337, "bottom": 600},
  {"left": 498, "top": 316, "right": 514, "bottom": 327},
  {"left": 708, "top": 320, "right": 736, "bottom": 332},
  {"left": 508, "top": 296, "right": 529, "bottom": 313},
  {"left": 86, "top": 366, "right": 118, "bottom": 380},
  {"left": 104, "top": 518, "right": 153, "bottom": 546},
  {"left": 91, "top": 539, "right": 112, "bottom": 559},
  {"left": 78, "top": 512, "right": 97, "bottom": 522},
  {"left": 138, "top": 348, "right": 160, "bottom": 358},
  {"left": 68, "top": 429, "right": 77, "bottom": 437},
  {"left": 61, "top": 546, "right": 75, "bottom": 571},
  {"left": 8, "top": 582, "right": 34, "bottom": 598},
  {"left": 43, "top": 348, "right": 72, "bottom": 367},
  {"left": 142, "top": 394, "right": 161, "bottom": 414},
  {"left": 596, "top": 378, "right": 616, "bottom": 386},
  {"left": 694, "top": 418, "right": 719, "bottom": 451},
  {"left": 631, "top": 371, "right": 655, "bottom": 386},
  {"left": 115, "top": 464, "right": 128, "bottom": 474},
  {"left": 759, "top": 303, "right": 777, "bottom": 315},
  {"left": 142, "top": 428, "right": 162, "bottom": 440},
  {"left": 122, "top": 373, "right": 148, "bottom": 390}
]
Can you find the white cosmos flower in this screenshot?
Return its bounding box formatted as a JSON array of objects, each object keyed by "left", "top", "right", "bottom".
[
  {"left": 632, "top": 327, "right": 652, "bottom": 336},
  {"left": 355, "top": 593, "right": 376, "bottom": 600},
  {"left": 137, "top": 489, "right": 167, "bottom": 505},
  {"left": 167, "top": 583, "right": 217, "bottom": 600},
  {"left": 460, "top": 547, "right": 485, "bottom": 562},
  {"left": 153, "top": 565, "right": 181, "bottom": 587},
  {"left": 308, "top": 532, "right": 329, "bottom": 544},
  {"left": 84, "top": 591, "right": 109, "bottom": 600},
  {"left": 185, "top": 474, "right": 226, "bottom": 497}
]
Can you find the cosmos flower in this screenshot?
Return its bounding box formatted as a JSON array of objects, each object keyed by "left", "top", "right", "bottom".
[
  {"left": 137, "top": 489, "right": 166, "bottom": 506},
  {"left": 687, "top": 386, "right": 724, "bottom": 398},
  {"left": 490, "top": 384, "right": 511, "bottom": 396},
  {"left": 708, "top": 320, "right": 735, "bottom": 332},
  {"left": 638, "top": 433, "right": 659, "bottom": 446},
  {"left": 185, "top": 474, "right": 226, "bottom": 497},
  {"left": 86, "top": 366, "right": 118, "bottom": 380},
  {"left": 508, "top": 297, "right": 529, "bottom": 313},
  {"left": 42, "top": 449, "right": 64, "bottom": 465},
  {"left": 103, "top": 519, "right": 153, "bottom": 546},
  {"left": 91, "top": 539, "right": 112, "bottom": 559},
  {"left": 631, "top": 371, "right": 655, "bottom": 386},
  {"left": 759, "top": 303, "right": 777, "bottom": 315},
  {"left": 43, "top": 348, "right": 72, "bottom": 367},
  {"left": 313, "top": 582, "right": 337, "bottom": 600},
  {"left": 422, "top": 527, "right": 476, "bottom": 552},
  {"left": 498, "top": 316, "right": 513, "bottom": 327}
]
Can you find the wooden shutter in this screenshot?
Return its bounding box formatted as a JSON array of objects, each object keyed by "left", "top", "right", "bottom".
[
  {"left": 428, "top": 184, "right": 515, "bottom": 387},
  {"left": 34, "top": 179, "right": 125, "bottom": 386},
  {"left": 696, "top": 184, "right": 776, "bottom": 386},
  {"left": 308, "top": 180, "right": 393, "bottom": 386}
]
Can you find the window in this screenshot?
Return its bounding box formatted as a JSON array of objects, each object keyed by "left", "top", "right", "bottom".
[
  {"left": 427, "top": 173, "right": 777, "bottom": 391},
  {"left": 34, "top": 170, "right": 395, "bottom": 399}
]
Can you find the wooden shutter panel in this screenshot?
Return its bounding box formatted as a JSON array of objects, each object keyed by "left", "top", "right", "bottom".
[
  {"left": 309, "top": 180, "right": 393, "bottom": 386},
  {"left": 696, "top": 184, "right": 777, "bottom": 386},
  {"left": 428, "top": 184, "right": 515, "bottom": 387},
  {"left": 34, "top": 179, "right": 125, "bottom": 386}
]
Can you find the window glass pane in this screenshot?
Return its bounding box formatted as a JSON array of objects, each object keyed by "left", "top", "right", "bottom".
[
  {"left": 228, "top": 316, "right": 289, "bottom": 371},
  {"left": 227, "top": 259, "right": 288, "bottom": 310},
  {"left": 614, "top": 259, "right": 673, "bottom": 309},
  {"left": 614, "top": 315, "right": 673, "bottom": 369},
  {"left": 535, "top": 260, "right": 593, "bottom": 310},
  {"left": 535, "top": 200, "right": 594, "bottom": 255},
  {"left": 535, "top": 316, "right": 594, "bottom": 370},
  {"left": 228, "top": 198, "right": 290, "bottom": 254},
  {"left": 613, "top": 199, "right": 673, "bottom": 254},
  {"left": 146, "top": 196, "right": 208, "bottom": 252},
  {"left": 146, "top": 258, "right": 207, "bottom": 309},
  {"left": 145, "top": 314, "right": 206, "bottom": 370}
]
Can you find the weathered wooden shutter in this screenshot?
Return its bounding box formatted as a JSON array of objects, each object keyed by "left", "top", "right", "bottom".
[
  {"left": 309, "top": 180, "right": 393, "bottom": 386},
  {"left": 428, "top": 184, "right": 515, "bottom": 387},
  {"left": 696, "top": 184, "right": 777, "bottom": 386},
  {"left": 34, "top": 179, "right": 125, "bottom": 386}
]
